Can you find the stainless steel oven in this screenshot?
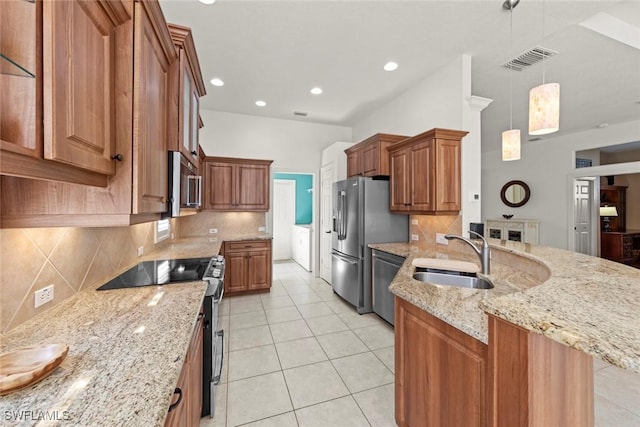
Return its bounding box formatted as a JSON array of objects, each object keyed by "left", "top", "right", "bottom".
[
  {"left": 202, "top": 255, "right": 225, "bottom": 418},
  {"left": 168, "top": 151, "right": 202, "bottom": 217}
]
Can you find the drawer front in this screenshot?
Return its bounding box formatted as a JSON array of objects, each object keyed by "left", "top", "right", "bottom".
[{"left": 225, "top": 240, "right": 270, "bottom": 252}]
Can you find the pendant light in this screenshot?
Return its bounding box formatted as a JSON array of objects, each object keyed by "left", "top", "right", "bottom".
[
  {"left": 529, "top": 0, "right": 560, "bottom": 135},
  {"left": 502, "top": 0, "right": 521, "bottom": 161}
]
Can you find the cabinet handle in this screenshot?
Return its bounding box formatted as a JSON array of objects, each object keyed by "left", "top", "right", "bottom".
[
  {"left": 110, "top": 153, "right": 124, "bottom": 161},
  {"left": 168, "top": 388, "right": 182, "bottom": 412},
  {"left": 191, "top": 150, "right": 198, "bottom": 156}
]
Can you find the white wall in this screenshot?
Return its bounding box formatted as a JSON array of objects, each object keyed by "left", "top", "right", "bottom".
[
  {"left": 482, "top": 119, "right": 640, "bottom": 249},
  {"left": 351, "top": 55, "right": 485, "bottom": 231},
  {"left": 199, "top": 110, "right": 352, "bottom": 170}
]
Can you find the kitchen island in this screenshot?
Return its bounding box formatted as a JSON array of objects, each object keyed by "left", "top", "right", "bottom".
[{"left": 372, "top": 239, "right": 640, "bottom": 427}]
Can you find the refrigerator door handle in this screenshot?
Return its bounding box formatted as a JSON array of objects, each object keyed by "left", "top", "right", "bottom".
[
  {"left": 332, "top": 251, "right": 359, "bottom": 264},
  {"left": 339, "top": 190, "right": 347, "bottom": 240}
]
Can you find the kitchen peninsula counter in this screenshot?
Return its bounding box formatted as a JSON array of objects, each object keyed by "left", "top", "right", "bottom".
[{"left": 372, "top": 239, "right": 640, "bottom": 372}]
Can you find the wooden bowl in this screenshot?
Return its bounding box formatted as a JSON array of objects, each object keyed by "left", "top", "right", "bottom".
[{"left": 0, "top": 343, "right": 69, "bottom": 395}]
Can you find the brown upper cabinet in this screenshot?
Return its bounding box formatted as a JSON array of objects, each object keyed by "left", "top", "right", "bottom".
[
  {"left": 0, "top": 0, "right": 130, "bottom": 187},
  {"left": 345, "top": 133, "right": 408, "bottom": 178},
  {"left": 388, "top": 128, "right": 468, "bottom": 215},
  {"left": 203, "top": 157, "right": 273, "bottom": 212},
  {"left": 0, "top": 0, "right": 178, "bottom": 228},
  {"left": 167, "top": 23, "right": 206, "bottom": 169}
]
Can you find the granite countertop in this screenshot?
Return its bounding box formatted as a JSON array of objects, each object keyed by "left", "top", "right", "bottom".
[
  {"left": 0, "top": 281, "right": 206, "bottom": 426},
  {"left": 0, "top": 235, "right": 272, "bottom": 426},
  {"left": 373, "top": 239, "right": 640, "bottom": 372},
  {"left": 371, "top": 242, "right": 541, "bottom": 344}
]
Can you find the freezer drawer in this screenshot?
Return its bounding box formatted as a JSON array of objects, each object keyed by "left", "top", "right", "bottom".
[
  {"left": 331, "top": 250, "right": 361, "bottom": 309},
  {"left": 372, "top": 249, "right": 406, "bottom": 325}
]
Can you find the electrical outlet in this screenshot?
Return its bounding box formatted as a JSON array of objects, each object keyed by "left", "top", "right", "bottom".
[
  {"left": 209, "top": 237, "right": 218, "bottom": 242},
  {"left": 436, "top": 233, "right": 449, "bottom": 245},
  {"left": 258, "top": 226, "right": 266, "bottom": 232},
  {"left": 411, "top": 234, "right": 419, "bottom": 241},
  {"left": 209, "top": 228, "right": 218, "bottom": 234},
  {"left": 35, "top": 285, "right": 54, "bottom": 308},
  {"left": 137, "top": 246, "right": 144, "bottom": 257},
  {"left": 411, "top": 219, "right": 418, "bottom": 225},
  {"left": 469, "top": 192, "right": 480, "bottom": 202}
]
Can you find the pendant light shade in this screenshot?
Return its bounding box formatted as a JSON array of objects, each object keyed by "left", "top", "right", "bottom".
[
  {"left": 502, "top": 129, "right": 521, "bottom": 161},
  {"left": 528, "top": 82, "right": 560, "bottom": 135}
]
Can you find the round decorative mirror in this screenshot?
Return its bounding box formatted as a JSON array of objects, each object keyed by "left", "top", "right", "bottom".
[{"left": 500, "top": 180, "right": 530, "bottom": 208}]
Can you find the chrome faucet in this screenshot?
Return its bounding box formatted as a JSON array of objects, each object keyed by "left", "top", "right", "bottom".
[{"left": 444, "top": 231, "right": 490, "bottom": 275}]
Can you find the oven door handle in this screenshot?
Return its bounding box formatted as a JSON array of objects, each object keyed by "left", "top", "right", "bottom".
[
  {"left": 213, "top": 330, "right": 224, "bottom": 385},
  {"left": 213, "top": 281, "right": 224, "bottom": 304}
]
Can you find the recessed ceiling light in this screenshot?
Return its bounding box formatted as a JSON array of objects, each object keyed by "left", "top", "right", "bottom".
[
  {"left": 310, "top": 87, "right": 323, "bottom": 95},
  {"left": 596, "top": 123, "right": 609, "bottom": 128},
  {"left": 383, "top": 61, "right": 398, "bottom": 71},
  {"left": 255, "top": 100, "right": 266, "bottom": 107},
  {"left": 198, "top": 0, "right": 216, "bottom": 5},
  {"left": 210, "top": 78, "right": 224, "bottom": 87}
]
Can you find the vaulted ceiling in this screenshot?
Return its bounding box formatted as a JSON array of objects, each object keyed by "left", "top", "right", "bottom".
[{"left": 160, "top": 0, "right": 640, "bottom": 152}]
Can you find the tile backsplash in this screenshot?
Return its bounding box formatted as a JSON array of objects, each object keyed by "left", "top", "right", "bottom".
[
  {"left": 0, "top": 221, "right": 172, "bottom": 333},
  {"left": 0, "top": 212, "right": 267, "bottom": 333},
  {"left": 179, "top": 211, "right": 267, "bottom": 240},
  {"left": 410, "top": 214, "right": 463, "bottom": 249}
]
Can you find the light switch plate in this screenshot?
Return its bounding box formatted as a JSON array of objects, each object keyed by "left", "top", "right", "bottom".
[
  {"left": 411, "top": 234, "right": 419, "bottom": 241},
  {"left": 137, "top": 246, "right": 144, "bottom": 256},
  {"left": 209, "top": 237, "right": 218, "bottom": 242},
  {"left": 411, "top": 219, "right": 418, "bottom": 225},
  {"left": 209, "top": 228, "right": 218, "bottom": 234}
]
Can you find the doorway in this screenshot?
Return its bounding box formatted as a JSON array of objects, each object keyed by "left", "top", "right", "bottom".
[
  {"left": 272, "top": 172, "right": 315, "bottom": 269},
  {"left": 272, "top": 180, "right": 296, "bottom": 260},
  {"left": 573, "top": 178, "right": 597, "bottom": 256}
]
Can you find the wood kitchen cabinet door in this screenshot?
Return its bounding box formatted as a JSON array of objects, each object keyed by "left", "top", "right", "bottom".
[
  {"left": 167, "top": 23, "right": 206, "bottom": 169},
  {"left": 235, "top": 163, "right": 270, "bottom": 210},
  {"left": 43, "top": 0, "right": 119, "bottom": 176},
  {"left": 204, "top": 161, "right": 234, "bottom": 210},
  {"left": 395, "top": 297, "right": 488, "bottom": 427},
  {"left": 224, "top": 251, "right": 249, "bottom": 293},
  {"left": 132, "top": 1, "right": 172, "bottom": 214},
  {"left": 345, "top": 133, "right": 408, "bottom": 178},
  {"left": 389, "top": 148, "right": 410, "bottom": 212},
  {"left": 346, "top": 150, "right": 361, "bottom": 177},
  {"left": 247, "top": 248, "right": 272, "bottom": 291},
  {"left": 410, "top": 141, "right": 435, "bottom": 212},
  {"left": 434, "top": 138, "right": 461, "bottom": 212}
]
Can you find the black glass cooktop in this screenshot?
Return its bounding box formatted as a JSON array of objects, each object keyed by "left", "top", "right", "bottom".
[{"left": 97, "top": 257, "right": 211, "bottom": 291}]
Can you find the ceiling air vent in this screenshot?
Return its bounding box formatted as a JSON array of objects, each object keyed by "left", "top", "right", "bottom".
[
  {"left": 503, "top": 46, "right": 558, "bottom": 71},
  {"left": 293, "top": 111, "right": 308, "bottom": 117}
]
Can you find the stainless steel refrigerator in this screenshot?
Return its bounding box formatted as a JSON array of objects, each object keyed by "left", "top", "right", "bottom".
[{"left": 331, "top": 176, "right": 409, "bottom": 314}]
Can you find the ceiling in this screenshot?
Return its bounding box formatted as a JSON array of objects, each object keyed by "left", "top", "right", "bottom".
[{"left": 159, "top": 0, "right": 640, "bottom": 153}]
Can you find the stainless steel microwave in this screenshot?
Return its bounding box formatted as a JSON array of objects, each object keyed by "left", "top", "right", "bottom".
[{"left": 167, "top": 151, "right": 202, "bottom": 217}]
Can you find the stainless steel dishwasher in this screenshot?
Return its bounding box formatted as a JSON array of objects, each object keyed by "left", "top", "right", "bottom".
[{"left": 372, "top": 249, "right": 406, "bottom": 326}]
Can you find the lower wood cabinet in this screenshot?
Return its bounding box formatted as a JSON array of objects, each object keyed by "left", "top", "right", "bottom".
[
  {"left": 395, "top": 297, "right": 488, "bottom": 427},
  {"left": 222, "top": 240, "right": 272, "bottom": 295},
  {"left": 165, "top": 305, "right": 204, "bottom": 427}
]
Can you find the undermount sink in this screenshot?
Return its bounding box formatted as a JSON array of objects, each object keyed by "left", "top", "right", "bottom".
[{"left": 413, "top": 267, "right": 494, "bottom": 289}]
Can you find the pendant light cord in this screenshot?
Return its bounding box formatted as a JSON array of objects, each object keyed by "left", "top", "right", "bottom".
[
  {"left": 509, "top": 7, "right": 514, "bottom": 130},
  {"left": 542, "top": 0, "right": 546, "bottom": 84}
]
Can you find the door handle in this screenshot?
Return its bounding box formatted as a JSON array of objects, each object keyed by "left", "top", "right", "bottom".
[{"left": 325, "top": 230, "right": 331, "bottom": 234}]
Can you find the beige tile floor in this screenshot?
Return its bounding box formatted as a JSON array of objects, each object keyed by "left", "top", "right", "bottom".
[{"left": 202, "top": 261, "right": 640, "bottom": 427}]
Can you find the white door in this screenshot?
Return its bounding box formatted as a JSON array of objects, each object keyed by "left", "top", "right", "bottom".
[
  {"left": 574, "top": 179, "right": 593, "bottom": 255},
  {"left": 273, "top": 180, "right": 296, "bottom": 260},
  {"left": 320, "top": 163, "right": 335, "bottom": 283}
]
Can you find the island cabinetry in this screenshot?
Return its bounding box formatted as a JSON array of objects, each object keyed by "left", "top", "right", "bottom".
[
  {"left": 1, "top": 0, "right": 130, "bottom": 186},
  {"left": 395, "top": 297, "right": 487, "bottom": 427},
  {"left": 487, "top": 315, "right": 594, "bottom": 427},
  {"left": 345, "top": 133, "right": 408, "bottom": 178},
  {"left": 388, "top": 128, "right": 467, "bottom": 215},
  {"left": 203, "top": 157, "right": 273, "bottom": 211},
  {"left": 221, "top": 240, "right": 272, "bottom": 295},
  {"left": 167, "top": 23, "right": 206, "bottom": 168},
  {"left": 165, "top": 306, "right": 204, "bottom": 427},
  {"left": 0, "top": 0, "right": 178, "bottom": 228}
]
